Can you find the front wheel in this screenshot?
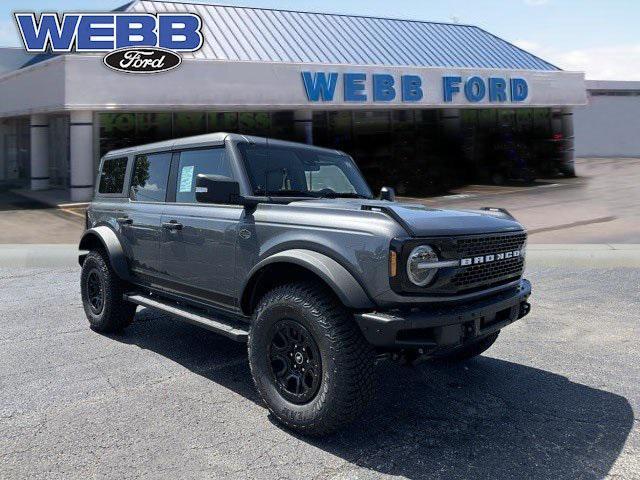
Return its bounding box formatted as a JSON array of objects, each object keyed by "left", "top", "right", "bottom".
[
  {"left": 248, "top": 282, "right": 375, "bottom": 436},
  {"left": 80, "top": 250, "right": 136, "bottom": 333}
]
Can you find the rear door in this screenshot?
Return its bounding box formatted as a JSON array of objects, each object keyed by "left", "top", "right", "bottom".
[
  {"left": 159, "top": 147, "right": 243, "bottom": 309},
  {"left": 119, "top": 151, "right": 172, "bottom": 280}
]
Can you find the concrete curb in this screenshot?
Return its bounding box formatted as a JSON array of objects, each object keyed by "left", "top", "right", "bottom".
[
  {"left": 527, "top": 244, "right": 640, "bottom": 268},
  {"left": 0, "top": 244, "right": 80, "bottom": 268},
  {"left": 1, "top": 244, "right": 639, "bottom": 269}
]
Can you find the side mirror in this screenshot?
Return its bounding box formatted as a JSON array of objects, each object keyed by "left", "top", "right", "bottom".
[
  {"left": 380, "top": 186, "right": 396, "bottom": 202},
  {"left": 195, "top": 174, "right": 240, "bottom": 205}
]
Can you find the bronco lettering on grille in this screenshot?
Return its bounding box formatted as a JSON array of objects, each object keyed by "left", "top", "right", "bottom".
[{"left": 460, "top": 249, "right": 521, "bottom": 266}]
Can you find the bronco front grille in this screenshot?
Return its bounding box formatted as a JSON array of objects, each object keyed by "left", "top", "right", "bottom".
[
  {"left": 455, "top": 232, "right": 527, "bottom": 258},
  {"left": 450, "top": 232, "right": 527, "bottom": 292}
]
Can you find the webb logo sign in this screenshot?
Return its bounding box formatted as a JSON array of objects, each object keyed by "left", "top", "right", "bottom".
[{"left": 14, "top": 12, "right": 203, "bottom": 73}]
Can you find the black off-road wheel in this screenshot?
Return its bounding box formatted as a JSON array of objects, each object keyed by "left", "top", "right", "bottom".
[
  {"left": 248, "top": 282, "right": 375, "bottom": 436},
  {"left": 434, "top": 331, "right": 500, "bottom": 363},
  {"left": 80, "top": 250, "right": 136, "bottom": 333}
]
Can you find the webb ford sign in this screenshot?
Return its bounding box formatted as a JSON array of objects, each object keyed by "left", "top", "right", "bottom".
[{"left": 302, "top": 71, "right": 529, "bottom": 104}]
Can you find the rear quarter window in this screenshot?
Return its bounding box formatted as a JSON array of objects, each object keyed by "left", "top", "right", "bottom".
[{"left": 98, "top": 157, "right": 128, "bottom": 194}]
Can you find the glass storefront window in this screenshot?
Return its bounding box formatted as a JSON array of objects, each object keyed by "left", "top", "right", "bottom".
[
  {"left": 391, "top": 110, "right": 414, "bottom": 131},
  {"left": 99, "top": 113, "right": 136, "bottom": 155},
  {"left": 137, "top": 113, "right": 172, "bottom": 142},
  {"left": 516, "top": 109, "right": 534, "bottom": 132},
  {"left": 478, "top": 109, "right": 497, "bottom": 129},
  {"left": 497, "top": 109, "right": 516, "bottom": 127},
  {"left": 533, "top": 108, "right": 551, "bottom": 133},
  {"left": 271, "top": 111, "right": 296, "bottom": 140},
  {"left": 208, "top": 112, "right": 238, "bottom": 132},
  {"left": 173, "top": 112, "right": 206, "bottom": 138},
  {"left": 415, "top": 109, "right": 438, "bottom": 127},
  {"left": 238, "top": 112, "right": 271, "bottom": 136},
  {"left": 461, "top": 109, "right": 478, "bottom": 129}
]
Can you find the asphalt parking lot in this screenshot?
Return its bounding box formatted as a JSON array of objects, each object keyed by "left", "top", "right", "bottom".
[{"left": 0, "top": 260, "right": 638, "bottom": 479}]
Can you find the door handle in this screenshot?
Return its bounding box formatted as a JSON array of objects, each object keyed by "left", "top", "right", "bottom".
[
  {"left": 162, "top": 221, "right": 183, "bottom": 231},
  {"left": 116, "top": 217, "right": 133, "bottom": 225}
]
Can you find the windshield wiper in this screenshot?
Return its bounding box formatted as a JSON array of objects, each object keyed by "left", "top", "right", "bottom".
[
  {"left": 259, "top": 190, "right": 319, "bottom": 198},
  {"left": 316, "top": 192, "right": 371, "bottom": 199}
]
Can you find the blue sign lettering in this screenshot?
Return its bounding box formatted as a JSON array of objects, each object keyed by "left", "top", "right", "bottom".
[
  {"left": 344, "top": 73, "right": 367, "bottom": 101},
  {"left": 115, "top": 15, "right": 157, "bottom": 48},
  {"left": 301, "top": 72, "right": 338, "bottom": 101},
  {"left": 77, "top": 15, "right": 115, "bottom": 51},
  {"left": 302, "top": 72, "right": 529, "bottom": 104},
  {"left": 464, "top": 76, "right": 486, "bottom": 102},
  {"left": 443, "top": 76, "right": 462, "bottom": 102},
  {"left": 158, "top": 14, "right": 202, "bottom": 51},
  {"left": 372, "top": 74, "right": 395, "bottom": 101},
  {"left": 511, "top": 78, "right": 529, "bottom": 102},
  {"left": 16, "top": 14, "right": 79, "bottom": 52},
  {"left": 401, "top": 75, "right": 423, "bottom": 101},
  {"left": 489, "top": 77, "right": 507, "bottom": 102},
  {"left": 15, "top": 13, "right": 203, "bottom": 52}
]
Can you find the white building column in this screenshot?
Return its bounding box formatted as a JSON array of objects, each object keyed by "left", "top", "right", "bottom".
[
  {"left": 561, "top": 108, "right": 576, "bottom": 175},
  {"left": 294, "top": 110, "right": 313, "bottom": 144},
  {"left": 69, "top": 111, "right": 95, "bottom": 202},
  {"left": 30, "top": 114, "right": 49, "bottom": 190}
]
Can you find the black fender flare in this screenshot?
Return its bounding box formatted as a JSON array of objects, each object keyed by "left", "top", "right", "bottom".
[
  {"left": 78, "top": 226, "right": 130, "bottom": 281},
  {"left": 241, "top": 249, "right": 374, "bottom": 313}
]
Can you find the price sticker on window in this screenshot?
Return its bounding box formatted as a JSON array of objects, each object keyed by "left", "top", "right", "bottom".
[{"left": 179, "top": 165, "right": 195, "bottom": 192}]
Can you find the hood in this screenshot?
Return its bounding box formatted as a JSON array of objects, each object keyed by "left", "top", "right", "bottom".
[{"left": 288, "top": 199, "right": 524, "bottom": 236}]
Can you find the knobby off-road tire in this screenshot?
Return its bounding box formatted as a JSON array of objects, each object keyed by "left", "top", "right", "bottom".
[
  {"left": 80, "top": 250, "right": 136, "bottom": 333},
  {"left": 434, "top": 331, "right": 500, "bottom": 363},
  {"left": 248, "top": 282, "right": 375, "bottom": 436}
]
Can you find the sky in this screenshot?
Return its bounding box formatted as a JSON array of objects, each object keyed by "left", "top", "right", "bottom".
[{"left": 1, "top": 0, "right": 639, "bottom": 80}]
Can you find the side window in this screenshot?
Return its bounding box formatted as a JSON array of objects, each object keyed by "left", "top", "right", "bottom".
[
  {"left": 98, "top": 157, "right": 128, "bottom": 194},
  {"left": 130, "top": 152, "right": 172, "bottom": 202},
  {"left": 175, "top": 148, "right": 232, "bottom": 203}
]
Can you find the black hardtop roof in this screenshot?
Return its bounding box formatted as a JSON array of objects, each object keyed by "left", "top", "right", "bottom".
[{"left": 103, "top": 132, "right": 344, "bottom": 158}]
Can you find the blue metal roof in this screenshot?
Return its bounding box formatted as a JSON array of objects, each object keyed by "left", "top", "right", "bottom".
[{"left": 130, "top": 0, "right": 559, "bottom": 71}]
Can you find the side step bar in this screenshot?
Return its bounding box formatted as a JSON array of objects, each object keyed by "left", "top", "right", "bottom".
[{"left": 124, "top": 293, "right": 249, "bottom": 342}]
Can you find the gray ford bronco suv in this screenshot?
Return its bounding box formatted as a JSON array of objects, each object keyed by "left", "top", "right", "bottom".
[{"left": 79, "top": 133, "right": 531, "bottom": 436}]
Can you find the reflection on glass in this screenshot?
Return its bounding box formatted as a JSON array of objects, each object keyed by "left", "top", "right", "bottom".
[
  {"left": 174, "top": 112, "right": 206, "bottom": 137},
  {"left": 137, "top": 113, "right": 172, "bottom": 140},
  {"left": 130, "top": 152, "right": 172, "bottom": 202}
]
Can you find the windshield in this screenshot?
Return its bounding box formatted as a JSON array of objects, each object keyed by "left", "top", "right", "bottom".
[{"left": 237, "top": 143, "right": 373, "bottom": 199}]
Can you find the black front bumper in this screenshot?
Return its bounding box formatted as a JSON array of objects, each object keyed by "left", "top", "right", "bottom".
[{"left": 354, "top": 279, "right": 531, "bottom": 349}]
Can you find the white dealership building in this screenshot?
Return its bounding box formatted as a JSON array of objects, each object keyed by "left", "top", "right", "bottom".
[{"left": 0, "top": 1, "right": 586, "bottom": 201}]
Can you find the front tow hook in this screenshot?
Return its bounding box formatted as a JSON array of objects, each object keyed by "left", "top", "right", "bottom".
[{"left": 519, "top": 302, "right": 531, "bottom": 319}]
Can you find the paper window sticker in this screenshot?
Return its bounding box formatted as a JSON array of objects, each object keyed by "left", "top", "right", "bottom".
[{"left": 179, "top": 165, "right": 195, "bottom": 192}]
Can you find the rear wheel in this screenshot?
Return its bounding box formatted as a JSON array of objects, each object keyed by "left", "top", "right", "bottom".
[
  {"left": 434, "top": 331, "right": 500, "bottom": 363},
  {"left": 248, "top": 282, "right": 375, "bottom": 436},
  {"left": 80, "top": 250, "right": 136, "bottom": 333}
]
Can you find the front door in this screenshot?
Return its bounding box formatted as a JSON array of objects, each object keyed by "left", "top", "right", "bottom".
[{"left": 159, "top": 147, "right": 242, "bottom": 309}]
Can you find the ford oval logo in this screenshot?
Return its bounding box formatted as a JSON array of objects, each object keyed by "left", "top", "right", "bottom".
[{"left": 103, "top": 47, "right": 182, "bottom": 74}]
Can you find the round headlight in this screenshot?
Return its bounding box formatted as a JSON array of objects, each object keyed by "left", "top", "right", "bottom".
[{"left": 406, "top": 245, "right": 439, "bottom": 286}]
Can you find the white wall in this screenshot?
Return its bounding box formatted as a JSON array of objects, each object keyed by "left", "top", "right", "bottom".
[{"left": 574, "top": 95, "right": 640, "bottom": 157}]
